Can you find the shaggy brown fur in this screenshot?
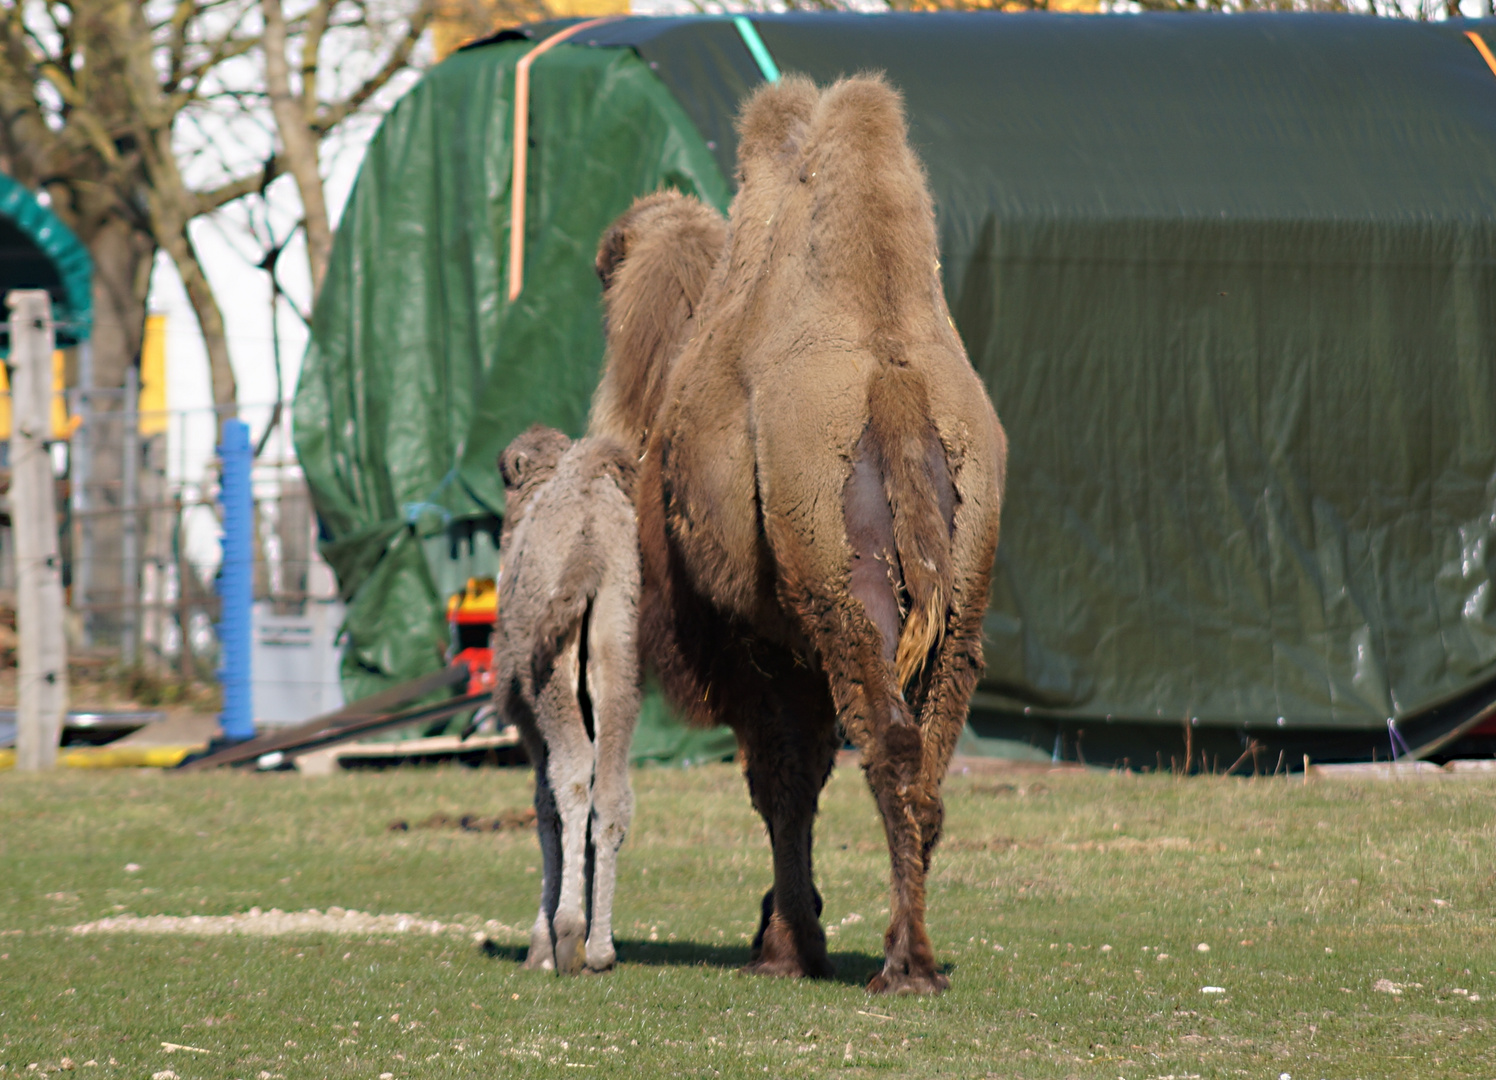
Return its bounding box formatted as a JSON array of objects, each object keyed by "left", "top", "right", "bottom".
[
  {"left": 495, "top": 425, "right": 642, "bottom": 976},
  {"left": 595, "top": 76, "right": 1007, "bottom": 995},
  {"left": 590, "top": 190, "right": 729, "bottom": 457}
]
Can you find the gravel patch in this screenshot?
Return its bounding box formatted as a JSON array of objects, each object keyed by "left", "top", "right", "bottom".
[{"left": 68, "top": 906, "right": 523, "bottom": 940}]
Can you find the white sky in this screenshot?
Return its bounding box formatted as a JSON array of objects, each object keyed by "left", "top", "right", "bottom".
[
  {"left": 145, "top": 0, "right": 862, "bottom": 489},
  {"left": 150, "top": 157, "right": 361, "bottom": 483},
  {"left": 147, "top": 1, "right": 426, "bottom": 486}
]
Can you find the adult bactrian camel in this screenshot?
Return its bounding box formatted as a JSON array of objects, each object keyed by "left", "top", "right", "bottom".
[
  {"left": 494, "top": 425, "right": 642, "bottom": 975},
  {"left": 592, "top": 75, "right": 1007, "bottom": 995}
]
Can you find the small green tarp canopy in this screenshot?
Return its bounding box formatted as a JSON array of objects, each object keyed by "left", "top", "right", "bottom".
[
  {"left": 295, "top": 12, "right": 1496, "bottom": 766},
  {"left": 0, "top": 174, "right": 92, "bottom": 345}
]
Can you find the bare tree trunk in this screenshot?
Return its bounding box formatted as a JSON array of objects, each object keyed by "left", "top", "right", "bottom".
[
  {"left": 263, "top": 0, "right": 334, "bottom": 298},
  {"left": 75, "top": 213, "right": 155, "bottom": 650},
  {"left": 88, "top": 214, "right": 155, "bottom": 392},
  {"left": 157, "top": 221, "right": 239, "bottom": 419}
]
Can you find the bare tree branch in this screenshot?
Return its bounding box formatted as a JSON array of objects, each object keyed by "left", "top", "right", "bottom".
[
  {"left": 262, "top": 0, "right": 333, "bottom": 297},
  {"left": 0, "top": 0, "right": 440, "bottom": 416},
  {"left": 300, "top": 0, "right": 337, "bottom": 119},
  {"left": 164, "top": 0, "right": 200, "bottom": 92},
  {"left": 157, "top": 207, "right": 240, "bottom": 412},
  {"left": 170, "top": 34, "right": 261, "bottom": 107},
  {"left": 0, "top": 11, "right": 63, "bottom": 180},
  {"left": 194, "top": 154, "right": 284, "bottom": 215},
  {"left": 313, "top": 0, "right": 433, "bottom": 135}
]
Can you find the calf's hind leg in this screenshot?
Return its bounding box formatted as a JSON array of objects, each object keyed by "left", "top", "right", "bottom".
[
  {"left": 537, "top": 630, "right": 597, "bottom": 975},
  {"left": 522, "top": 732, "right": 561, "bottom": 972},
  {"left": 581, "top": 581, "right": 640, "bottom": 973}
]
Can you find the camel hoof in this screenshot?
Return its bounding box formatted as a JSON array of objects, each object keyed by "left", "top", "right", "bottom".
[
  {"left": 554, "top": 932, "right": 586, "bottom": 975},
  {"left": 550, "top": 910, "right": 588, "bottom": 975},
  {"left": 739, "top": 956, "right": 807, "bottom": 979},
  {"left": 584, "top": 944, "right": 617, "bottom": 973},
  {"left": 740, "top": 953, "right": 834, "bottom": 980},
  {"left": 746, "top": 912, "right": 833, "bottom": 979},
  {"left": 866, "top": 968, "right": 950, "bottom": 996},
  {"left": 523, "top": 927, "right": 556, "bottom": 971}
]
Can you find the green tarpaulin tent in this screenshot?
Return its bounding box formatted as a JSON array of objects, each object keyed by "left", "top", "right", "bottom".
[{"left": 294, "top": 12, "right": 1496, "bottom": 766}]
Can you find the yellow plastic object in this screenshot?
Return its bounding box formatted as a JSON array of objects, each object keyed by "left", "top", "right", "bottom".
[
  {"left": 446, "top": 577, "right": 497, "bottom": 624},
  {"left": 0, "top": 348, "right": 78, "bottom": 439},
  {"left": 0, "top": 745, "right": 196, "bottom": 770},
  {"left": 0, "top": 329, "right": 160, "bottom": 439},
  {"left": 139, "top": 313, "right": 169, "bottom": 436}
]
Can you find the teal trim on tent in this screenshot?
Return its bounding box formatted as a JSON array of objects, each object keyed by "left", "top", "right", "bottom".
[
  {"left": 732, "top": 17, "right": 780, "bottom": 83},
  {"left": 0, "top": 175, "right": 92, "bottom": 342}
]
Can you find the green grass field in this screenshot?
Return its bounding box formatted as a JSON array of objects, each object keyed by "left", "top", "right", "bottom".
[{"left": 2, "top": 761, "right": 1494, "bottom": 1078}]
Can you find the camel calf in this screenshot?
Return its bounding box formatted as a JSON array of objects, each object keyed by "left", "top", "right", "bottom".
[{"left": 494, "top": 424, "right": 641, "bottom": 974}]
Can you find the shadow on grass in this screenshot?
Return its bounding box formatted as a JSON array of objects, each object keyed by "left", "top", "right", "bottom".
[{"left": 482, "top": 936, "right": 886, "bottom": 987}]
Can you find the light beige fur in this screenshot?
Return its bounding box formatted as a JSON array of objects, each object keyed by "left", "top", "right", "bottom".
[{"left": 494, "top": 425, "right": 642, "bottom": 975}]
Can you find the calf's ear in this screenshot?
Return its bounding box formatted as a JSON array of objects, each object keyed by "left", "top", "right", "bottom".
[
  {"left": 596, "top": 219, "right": 628, "bottom": 291},
  {"left": 499, "top": 448, "right": 529, "bottom": 489}
]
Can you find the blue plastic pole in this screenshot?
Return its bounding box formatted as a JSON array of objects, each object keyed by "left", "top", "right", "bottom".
[{"left": 216, "top": 419, "right": 254, "bottom": 742}]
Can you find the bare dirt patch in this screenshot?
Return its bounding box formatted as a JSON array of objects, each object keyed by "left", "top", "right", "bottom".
[
  {"left": 68, "top": 907, "right": 524, "bottom": 940},
  {"left": 946, "top": 834, "right": 1220, "bottom": 854},
  {"left": 385, "top": 809, "right": 536, "bottom": 833}
]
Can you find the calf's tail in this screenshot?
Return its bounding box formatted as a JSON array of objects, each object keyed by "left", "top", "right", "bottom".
[{"left": 530, "top": 549, "right": 603, "bottom": 691}]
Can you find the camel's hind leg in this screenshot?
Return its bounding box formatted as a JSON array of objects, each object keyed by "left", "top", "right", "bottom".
[
  {"left": 735, "top": 649, "right": 840, "bottom": 981},
  {"left": 580, "top": 580, "right": 640, "bottom": 973},
  {"left": 858, "top": 706, "right": 948, "bottom": 996},
  {"left": 831, "top": 446, "right": 950, "bottom": 994},
  {"left": 751, "top": 883, "right": 822, "bottom": 959},
  {"left": 536, "top": 628, "right": 596, "bottom": 975},
  {"left": 909, "top": 564, "right": 992, "bottom": 870},
  {"left": 858, "top": 564, "right": 989, "bottom": 994}
]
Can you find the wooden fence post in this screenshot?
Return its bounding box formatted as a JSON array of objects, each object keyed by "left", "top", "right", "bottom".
[{"left": 9, "top": 290, "right": 68, "bottom": 770}]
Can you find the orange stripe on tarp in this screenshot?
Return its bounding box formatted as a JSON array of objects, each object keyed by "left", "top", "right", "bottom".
[
  {"left": 1466, "top": 30, "right": 1496, "bottom": 80},
  {"left": 508, "top": 17, "right": 624, "bottom": 302}
]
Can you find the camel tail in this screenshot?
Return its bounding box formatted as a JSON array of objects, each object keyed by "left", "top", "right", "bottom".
[
  {"left": 530, "top": 550, "right": 603, "bottom": 692},
  {"left": 867, "top": 365, "right": 956, "bottom": 694}
]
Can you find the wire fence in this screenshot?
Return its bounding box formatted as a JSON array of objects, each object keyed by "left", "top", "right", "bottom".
[{"left": 0, "top": 395, "right": 336, "bottom": 682}]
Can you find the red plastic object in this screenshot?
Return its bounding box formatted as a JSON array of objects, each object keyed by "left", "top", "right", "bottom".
[{"left": 447, "top": 578, "right": 497, "bottom": 695}]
